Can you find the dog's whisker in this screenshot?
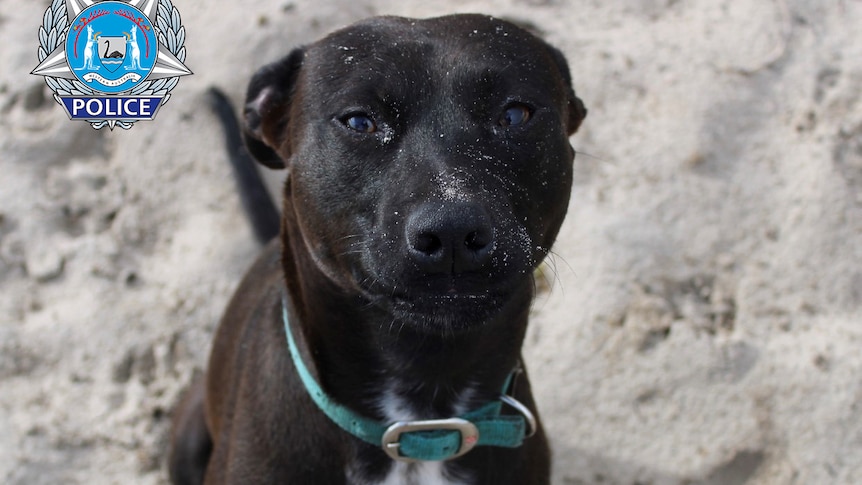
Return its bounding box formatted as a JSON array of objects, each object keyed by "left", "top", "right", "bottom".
[
  {"left": 336, "top": 233, "right": 365, "bottom": 242},
  {"left": 549, "top": 249, "right": 575, "bottom": 276},
  {"left": 540, "top": 262, "right": 559, "bottom": 293},
  {"left": 573, "top": 147, "right": 611, "bottom": 164}
]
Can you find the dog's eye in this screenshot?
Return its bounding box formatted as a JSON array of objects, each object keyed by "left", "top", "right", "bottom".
[
  {"left": 500, "top": 104, "right": 532, "bottom": 128},
  {"left": 344, "top": 114, "right": 377, "bottom": 133}
]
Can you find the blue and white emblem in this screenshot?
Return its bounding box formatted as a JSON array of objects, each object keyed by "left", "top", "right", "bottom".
[{"left": 32, "top": 0, "right": 192, "bottom": 130}]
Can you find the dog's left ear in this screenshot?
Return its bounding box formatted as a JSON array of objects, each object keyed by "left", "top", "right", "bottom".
[
  {"left": 242, "top": 48, "right": 306, "bottom": 169},
  {"left": 546, "top": 46, "right": 587, "bottom": 136}
]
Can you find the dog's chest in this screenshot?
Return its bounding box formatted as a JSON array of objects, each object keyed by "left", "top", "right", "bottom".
[
  {"left": 348, "top": 382, "right": 476, "bottom": 485},
  {"left": 375, "top": 461, "right": 466, "bottom": 485}
]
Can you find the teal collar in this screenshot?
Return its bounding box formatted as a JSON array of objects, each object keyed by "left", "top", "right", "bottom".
[{"left": 281, "top": 297, "right": 536, "bottom": 462}]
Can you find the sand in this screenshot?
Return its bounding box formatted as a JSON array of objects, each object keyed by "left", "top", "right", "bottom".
[{"left": 1, "top": 0, "right": 860, "bottom": 483}]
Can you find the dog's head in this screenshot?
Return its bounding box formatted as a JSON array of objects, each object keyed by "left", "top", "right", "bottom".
[{"left": 244, "top": 15, "right": 586, "bottom": 333}]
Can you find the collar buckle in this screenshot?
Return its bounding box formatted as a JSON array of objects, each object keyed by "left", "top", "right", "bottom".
[{"left": 381, "top": 418, "right": 480, "bottom": 462}]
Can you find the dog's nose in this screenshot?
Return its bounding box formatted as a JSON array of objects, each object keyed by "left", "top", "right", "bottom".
[{"left": 405, "top": 202, "right": 495, "bottom": 274}]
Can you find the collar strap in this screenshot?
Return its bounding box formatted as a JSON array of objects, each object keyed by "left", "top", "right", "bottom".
[{"left": 281, "top": 297, "right": 535, "bottom": 462}]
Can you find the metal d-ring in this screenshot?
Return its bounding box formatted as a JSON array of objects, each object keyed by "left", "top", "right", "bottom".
[{"left": 499, "top": 395, "right": 538, "bottom": 438}]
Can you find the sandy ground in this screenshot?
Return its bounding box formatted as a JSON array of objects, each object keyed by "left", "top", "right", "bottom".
[{"left": 2, "top": 0, "right": 861, "bottom": 483}]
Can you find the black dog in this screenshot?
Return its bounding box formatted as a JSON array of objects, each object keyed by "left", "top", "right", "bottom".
[{"left": 169, "top": 14, "right": 586, "bottom": 485}]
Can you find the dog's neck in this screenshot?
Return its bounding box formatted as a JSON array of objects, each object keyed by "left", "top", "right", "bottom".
[{"left": 279, "top": 205, "right": 531, "bottom": 422}]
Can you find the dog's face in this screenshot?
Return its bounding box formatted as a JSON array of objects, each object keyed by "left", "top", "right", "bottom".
[{"left": 244, "top": 15, "right": 586, "bottom": 333}]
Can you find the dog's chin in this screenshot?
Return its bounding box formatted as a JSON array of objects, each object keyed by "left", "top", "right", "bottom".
[{"left": 386, "top": 291, "right": 509, "bottom": 335}]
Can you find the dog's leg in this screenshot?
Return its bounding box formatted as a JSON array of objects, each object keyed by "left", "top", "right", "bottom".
[
  {"left": 168, "top": 374, "right": 212, "bottom": 485},
  {"left": 207, "top": 87, "right": 280, "bottom": 245}
]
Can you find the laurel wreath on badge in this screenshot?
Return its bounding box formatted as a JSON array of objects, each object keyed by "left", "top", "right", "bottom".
[{"left": 35, "top": 0, "right": 190, "bottom": 130}]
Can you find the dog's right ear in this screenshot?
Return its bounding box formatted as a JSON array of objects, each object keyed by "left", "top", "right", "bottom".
[{"left": 242, "top": 48, "right": 305, "bottom": 169}]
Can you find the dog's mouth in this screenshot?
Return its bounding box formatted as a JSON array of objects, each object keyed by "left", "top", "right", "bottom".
[
  {"left": 360, "top": 273, "right": 527, "bottom": 333},
  {"left": 392, "top": 292, "right": 507, "bottom": 333}
]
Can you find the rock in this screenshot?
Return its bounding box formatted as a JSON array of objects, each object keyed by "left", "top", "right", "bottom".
[{"left": 25, "top": 248, "right": 64, "bottom": 282}]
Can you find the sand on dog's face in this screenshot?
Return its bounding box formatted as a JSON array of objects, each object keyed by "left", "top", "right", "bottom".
[{"left": 1, "top": 1, "right": 860, "bottom": 484}]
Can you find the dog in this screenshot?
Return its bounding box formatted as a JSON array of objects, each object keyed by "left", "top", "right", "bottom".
[{"left": 168, "top": 14, "right": 586, "bottom": 485}]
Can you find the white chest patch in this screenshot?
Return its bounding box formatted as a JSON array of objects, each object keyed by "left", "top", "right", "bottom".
[
  {"left": 350, "top": 382, "right": 477, "bottom": 485},
  {"left": 377, "top": 461, "right": 466, "bottom": 485}
]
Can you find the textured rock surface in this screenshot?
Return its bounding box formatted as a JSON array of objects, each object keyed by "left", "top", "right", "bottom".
[{"left": 1, "top": 1, "right": 860, "bottom": 483}]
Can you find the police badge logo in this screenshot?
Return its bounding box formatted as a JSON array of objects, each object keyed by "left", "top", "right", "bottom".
[{"left": 32, "top": 0, "right": 192, "bottom": 130}]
